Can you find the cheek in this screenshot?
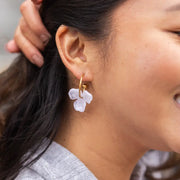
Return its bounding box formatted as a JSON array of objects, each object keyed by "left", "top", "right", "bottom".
[
  {"left": 107, "top": 35, "right": 180, "bottom": 113},
  {"left": 101, "top": 34, "right": 180, "bottom": 150}
]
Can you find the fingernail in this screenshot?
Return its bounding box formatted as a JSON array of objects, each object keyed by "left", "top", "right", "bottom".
[
  {"left": 5, "top": 40, "right": 15, "bottom": 51},
  {"left": 31, "top": 0, "right": 43, "bottom": 5},
  {"left": 40, "top": 34, "right": 50, "bottom": 45},
  {"left": 32, "top": 54, "right": 44, "bottom": 67}
]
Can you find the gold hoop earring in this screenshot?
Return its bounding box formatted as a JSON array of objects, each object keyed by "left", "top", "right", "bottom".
[
  {"left": 79, "top": 75, "right": 87, "bottom": 98},
  {"left": 68, "top": 74, "right": 93, "bottom": 112}
]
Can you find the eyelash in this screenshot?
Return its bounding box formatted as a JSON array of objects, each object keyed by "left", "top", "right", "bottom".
[{"left": 173, "top": 31, "right": 180, "bottom": 36}]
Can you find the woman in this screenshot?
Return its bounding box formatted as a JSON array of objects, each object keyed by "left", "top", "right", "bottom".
[{"left": 2, "top": 0, "right": 180, "bottom": 179}]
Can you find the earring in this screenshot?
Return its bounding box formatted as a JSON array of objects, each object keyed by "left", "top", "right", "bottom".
[{"left": 68, "top": 74, "right": 93, "bottom": 112}]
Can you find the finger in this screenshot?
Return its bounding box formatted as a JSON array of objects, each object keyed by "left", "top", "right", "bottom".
[
  {"left": 14, "top": 26, "right": 44, "bottom": 67},
  {"left": 31, "top": 0, "right": 43, "bottom": 5},
  {"left": 19, "top": 17, "right": 45, "bottom": 50},
  {"left": 6, "top": 39, "right": 20, "bottom": 53},
  {"left": 20, "top": 0, "right": 51, "bottom": 44}
]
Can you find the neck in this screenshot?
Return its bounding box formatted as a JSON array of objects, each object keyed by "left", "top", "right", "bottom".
[{"left": 54, "top": 103, "right": 148, "bottom": 180}]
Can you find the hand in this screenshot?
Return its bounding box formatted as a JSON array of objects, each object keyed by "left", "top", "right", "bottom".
[
  {"left": 31, "top": 0, "right": 43, "bottom": 4},
  {"left": 6, "top": 0, "right": 51, "bottom": 67}
]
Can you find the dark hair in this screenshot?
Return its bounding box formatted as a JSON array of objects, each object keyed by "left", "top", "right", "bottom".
[
  {"left": 0, "top": 0, "right": 180, "bottom": 180},
  {"left": 0, "top": 0, "right": 125, "bottom": 179}
]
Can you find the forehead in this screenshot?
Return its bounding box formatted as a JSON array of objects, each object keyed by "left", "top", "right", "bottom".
[
  {"left": 116, "top": 0, "right": 180, "bottom": 14},
  {"left": 110, "top": 0, "right": 180, "bottom": 28},
  {"left": 108, "top": 0, "right": 180, "bottom": 41}
]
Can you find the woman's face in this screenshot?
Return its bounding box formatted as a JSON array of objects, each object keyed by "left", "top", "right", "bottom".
[{"left": 89, "top": 0, "right": 180, "bottom": 152}]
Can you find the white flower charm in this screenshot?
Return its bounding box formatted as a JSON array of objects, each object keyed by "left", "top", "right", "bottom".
[{"left": 68, "top": 88, "right": 93, "bottom": 112}]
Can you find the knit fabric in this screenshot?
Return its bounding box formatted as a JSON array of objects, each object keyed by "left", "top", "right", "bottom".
[{"left": 15, "top": 140, "right": 97, "bottom": 180}]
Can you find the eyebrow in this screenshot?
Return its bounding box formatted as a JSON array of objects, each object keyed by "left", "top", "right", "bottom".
[{"left": 165, "top": 3, "right": 180, "bottom": 12}]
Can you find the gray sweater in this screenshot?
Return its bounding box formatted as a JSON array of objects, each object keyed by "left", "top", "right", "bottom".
[
  {"left": 15, "top": 139, "right": 170, "bottom": 180},
  {"left": 15, "top": 140, "right": 97, "bottom": 180}
]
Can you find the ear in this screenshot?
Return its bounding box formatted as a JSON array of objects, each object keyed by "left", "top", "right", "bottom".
[{"left": 55, "top": 25, "right": 93, "bottom": 82}]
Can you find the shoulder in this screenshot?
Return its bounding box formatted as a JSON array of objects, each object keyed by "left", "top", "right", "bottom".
[
  {"left": 15, "top": 139, "right": 97, "bottom": 180},
  {"left": 16, "top": 166, "right": 96, "bottom": 180},
  {"left": 15, "top": 167, "right": 44, "bottom": 180}
]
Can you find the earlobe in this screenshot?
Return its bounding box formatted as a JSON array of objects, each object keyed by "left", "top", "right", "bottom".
[{"left": 55, "top": 25, "right": 93, "bottom": 82}]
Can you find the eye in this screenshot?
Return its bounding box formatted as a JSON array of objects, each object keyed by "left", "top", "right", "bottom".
[{"left": 173, "top": 31, "right": 180, "bottom": 36}]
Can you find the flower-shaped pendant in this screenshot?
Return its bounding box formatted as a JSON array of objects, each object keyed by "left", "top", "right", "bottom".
[{"left": 68, "top": 88, "right": 93, "bottom": 112}]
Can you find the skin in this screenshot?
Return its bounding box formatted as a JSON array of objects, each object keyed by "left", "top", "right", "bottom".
[
  {"left": 6, "top": 0, "right": 50, "bottom": 67},
  {"left": 8, "top": 0, "right": 180, "bottom": 179},
  {"left": 53, "top": 0, "right": 180, "bottom": 179}
]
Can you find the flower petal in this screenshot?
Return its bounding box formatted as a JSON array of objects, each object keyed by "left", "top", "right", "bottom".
[
  {"left": 68, "top": 88, "right": 79, "bottom": 100},
  {"left": 74, "top": 99, "right": 86, "bottom": 112},
  {"left": 82, "top": 90, "right": 93, "bottom": 104}
]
